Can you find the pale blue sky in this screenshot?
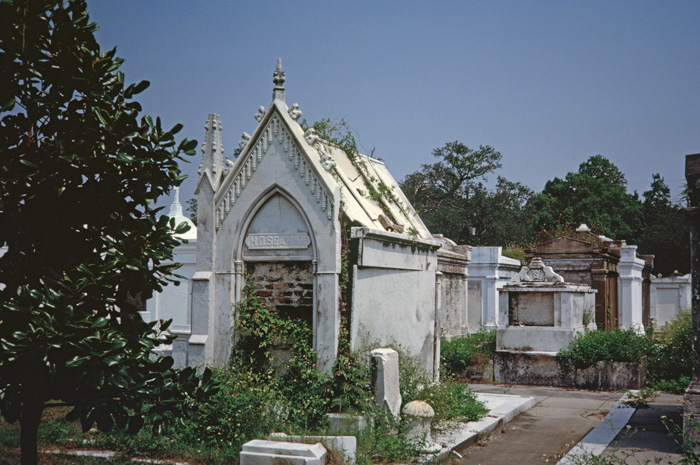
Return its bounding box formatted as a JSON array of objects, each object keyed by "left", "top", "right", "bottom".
[{"left": 87, "top": 1, "right": 700, "bottom": 206}]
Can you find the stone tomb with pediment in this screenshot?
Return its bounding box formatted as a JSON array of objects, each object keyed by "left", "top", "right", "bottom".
[{"left": 180, "top": 61, "right": 441, "bottom": 376}]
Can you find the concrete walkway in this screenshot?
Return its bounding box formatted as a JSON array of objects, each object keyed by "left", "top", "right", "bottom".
[
  {"left": 456, "top": 384, "right": 622, "bottom": 465},
  {"left": 598, "top": 392, "right": 683, "bottom": 464}
]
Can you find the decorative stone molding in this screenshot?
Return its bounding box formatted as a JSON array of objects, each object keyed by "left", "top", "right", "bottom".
[
  {"left": 214, "top": 114, "right": 335, "bottom": 230},
  {"left": 303, "top": 127, "right": 322, "bottom": 146},
  {"left": 198, "top": 113, "right": 224, "bottom": 176},
  {"left": 238, "top": 132, "right": 251, "bottom": 150},
  {"left": 223, "top": 158, "right": 234, "bottom": 175},
  {"left": 512, "top": 257, "right": 564, "bottom": 283},
  {"left": 303, "top": 128, "right": 335, "bottom": 172},
  {"left": 254, "top": 106, "right": 266, "bottom": 122},
  {"left": 288, "top": 103, "right": 302, "bottom": 121}
]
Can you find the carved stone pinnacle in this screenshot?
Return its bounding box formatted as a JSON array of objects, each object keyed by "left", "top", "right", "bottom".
[{"left": 273, "top": 58, "right": 286, "bottom": 88}]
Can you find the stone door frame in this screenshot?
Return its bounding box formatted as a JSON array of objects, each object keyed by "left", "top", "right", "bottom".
[{"left": 232, "top": 186, "right": 321, "bottom": 352}]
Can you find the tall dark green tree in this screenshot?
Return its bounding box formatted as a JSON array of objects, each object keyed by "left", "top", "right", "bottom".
[
  {"left": 479, "top": 176, "right": 535, "bottom": 247},
  {"left": 0, "top": 2, "right": 217, "bottom": 464},
  {"left": 528, "top": 155, "right": 643, "bottom": 240},
  {"left": 401, "top": 141, "right": 534, "bottom": 245},
  {"left": 636, "top": 174, "right": 689, "bottom": 275}
]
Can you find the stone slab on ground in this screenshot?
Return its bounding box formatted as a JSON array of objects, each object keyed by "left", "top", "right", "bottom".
[
  {"left": 240, "top": 439, "right": 326, "bottom": 465},
  {"left": 455, "top": 384, "right": 622, "bottom": 465},
  {"left": 268, "top": 433, "right": 356, "bottom": 464},
  {"left": 44, "top": 449, "right": 190, "bottom": 464}
]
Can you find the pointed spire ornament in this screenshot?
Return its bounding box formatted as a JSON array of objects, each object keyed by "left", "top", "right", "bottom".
[
  {"left": 273, "top": 58, "right": 286, "bottom": 87},
  {"left": 169, "top": 186, "right": 182, "bottom": 217},
  {"left": 200, "top": 113, "right": 224, "bottom": 176},
  {"left": 272, "top": 58, "right": 286, "bottom": 102}
]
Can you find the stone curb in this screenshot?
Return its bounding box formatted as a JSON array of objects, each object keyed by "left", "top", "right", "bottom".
[
  {"left": 427, "top": 392, "right": 537, "bottom": 462},
  {"left": 556, "top": 391, "right": 636, "bottom": 464}
]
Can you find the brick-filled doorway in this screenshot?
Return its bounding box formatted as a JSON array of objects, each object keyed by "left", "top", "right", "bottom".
[
  {"left": 245, "top": 261, "right": 313, "bottom": 325},
  {"left": 245, "top": 261, "right": 313, "bottom": 373}
]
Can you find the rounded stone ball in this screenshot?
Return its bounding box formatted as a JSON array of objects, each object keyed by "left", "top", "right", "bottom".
[{"left": 402, "top": 400, "right": 435, "bottom": 418}]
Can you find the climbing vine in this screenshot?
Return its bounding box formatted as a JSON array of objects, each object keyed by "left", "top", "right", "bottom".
[{"left": 300, "top": 118, "right": 410, "bottom": 221}]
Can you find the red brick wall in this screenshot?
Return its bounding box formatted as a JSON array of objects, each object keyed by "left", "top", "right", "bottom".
[{"left": 245, "top": 262, "right": 313, "bottom": 313}]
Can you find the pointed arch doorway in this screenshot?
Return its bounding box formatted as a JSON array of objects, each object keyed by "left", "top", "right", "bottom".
[{"left": 236, "top": 189, "right": 317, "bottom": 355}]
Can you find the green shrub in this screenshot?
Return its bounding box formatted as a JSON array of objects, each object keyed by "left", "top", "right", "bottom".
[
  {"left": 653, "top": 376, "right": 691, "bottom": 395},
  {"left": 648, "top": 310, "right": 692, "bottom": 390},
  {"left": 355, "top": 420, "right": 424, "bottom": 464},
  {"left": 440, "top": 331, "right": 496, "bottom": 376},
  {"left": 397, "top": 350, "right": 432, "bottom": 405},
  {"left": 502, "top": 246, "right": 526, "bottom": 262},
  {"left": 328, "top": 320, "right": 373, "bottom": 415},
  {"left": 29, "top": 282, "right": 488, "bottom": 464},
  {"left": 412, "top": 376, "right": 487, "bottom": 427},
  {"left": 176, "top": 367, "right": 285, "bottom": 452},
  {"left": 556, "top": 329, "right": 653, "bottom": 369}
]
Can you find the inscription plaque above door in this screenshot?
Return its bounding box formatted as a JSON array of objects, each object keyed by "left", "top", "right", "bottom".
[{"left": 245, "top": 233, "right": 311, "bottom": 250}]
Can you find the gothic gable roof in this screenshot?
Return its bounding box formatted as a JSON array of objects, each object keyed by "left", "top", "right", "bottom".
[{"left": 208, "top": 62, "right": 432, "bottom": 239}]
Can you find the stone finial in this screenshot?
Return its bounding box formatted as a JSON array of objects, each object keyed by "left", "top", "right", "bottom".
[
  {"left": 304, "top": 128, "right": 335, "bottom": 171},
  {"left": 168, "top": 186, "right": 182, "bottom": 217},
  {"left": 576, "top": 223, "right": 590, "bottom": 232},
  {"left": 272, "top": 58, "right": 286, "bottom": 102},
  {"left": 402, "top": 400, "right": 434, "bottom": 418},
  {"left": 288, "top": 103, "right": 302, "bottom": 121},
  {"left": 199, "top": 113, "right": 224, "bottom": 177},
  {"left": 273, "top": 58, "right": 286, "bottom": 87},
  {"left": 224, "top": 158, "right": 234, "bottom": 175},
  {"left": 512, "top": 257, "right": 564, "bottom": 283},
  {"left": 255, "top": 106, "right": 267, "bottom": 122}
]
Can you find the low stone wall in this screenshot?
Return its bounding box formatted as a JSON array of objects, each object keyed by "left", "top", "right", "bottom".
[
  {"left": 494, "top": 351, "right": 646, "bottom": 390},
  {"left": 573, "top": 360, "right": 647, "bottom": 390},
  {"left": 456, "top": 360, "right": 495, "bottom": 382}
]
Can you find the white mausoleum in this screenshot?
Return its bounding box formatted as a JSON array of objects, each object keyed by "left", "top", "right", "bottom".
[
  {"left": 181, "top": 61, "right": 440, "bottom": 375},
  {"left": 141, "top": 188, "right": 197, "bottom": 363}
]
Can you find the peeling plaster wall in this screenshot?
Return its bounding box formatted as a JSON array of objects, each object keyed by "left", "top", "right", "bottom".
[
  {"left": 437, "top": 252, "right": 469, "bottom": 339},
  {"left": 349, "top": 228, "right": 440, "bottom": 376}
]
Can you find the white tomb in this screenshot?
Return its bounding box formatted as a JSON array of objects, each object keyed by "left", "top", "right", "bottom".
[
  {"left": 467, "top": 247, "right": 521, "bottom": 331},
  {"left": 496, "top": 257, "right": 596, "bottom": 353},
  {"left": 181, "top": 61, "right": 440, "bottom": 375},
  {"left": 650, "top": 271, "right": 691, "bottom": 330},
  {"left": 433, "top": 235, "right": 471, "bottom": 340},
  {"left": 618, "top": 243, "right": 646, "bottom": 333}
]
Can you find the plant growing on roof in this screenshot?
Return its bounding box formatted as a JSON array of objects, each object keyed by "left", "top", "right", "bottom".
[{"left": 301, "top": 118, "right": 410, "bottom": 220}]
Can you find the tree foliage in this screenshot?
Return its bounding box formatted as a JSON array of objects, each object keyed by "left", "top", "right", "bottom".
[
  {"left": 0, "top": 1, "right": 217, "bottom": 463},
  {"left": 402, "top": 143, "right": 688, "bottom": 275},
  {"left": 401, "top": 141, "right": 533, "bottom": 245},
  {"left": 527, "top": 155, "right": 642, "bottom": 240},
  {"left": 636, "top": 174, "right": 689, "bottom": 275}
]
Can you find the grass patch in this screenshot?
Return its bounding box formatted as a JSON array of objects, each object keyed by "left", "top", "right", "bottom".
[{"left": 412, "top": 377, "right": 487, "bottom": 427}]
